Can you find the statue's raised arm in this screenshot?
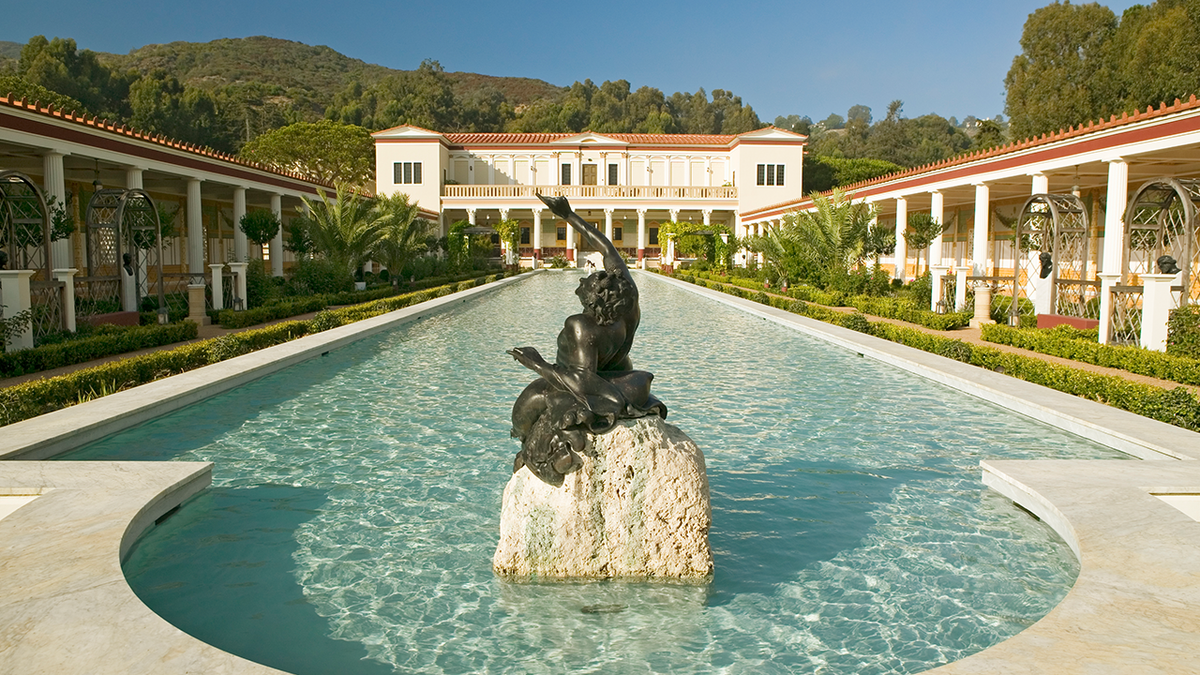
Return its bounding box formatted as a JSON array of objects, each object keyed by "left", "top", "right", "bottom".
[{"left": 538, "top": 194, "right": 629, "bottom": 278}]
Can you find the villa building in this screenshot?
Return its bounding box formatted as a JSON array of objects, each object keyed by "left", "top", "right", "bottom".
[{"left": 371, "top": 125, "right": 807, "bottom": 265}]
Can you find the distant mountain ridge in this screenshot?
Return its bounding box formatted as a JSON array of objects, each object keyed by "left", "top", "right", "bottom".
[
  {"left": 96, "top": 36, "right": 564, "bottom": 106},
  {"left": 0, "top": 41, "right": 23, "bottom": 60}
]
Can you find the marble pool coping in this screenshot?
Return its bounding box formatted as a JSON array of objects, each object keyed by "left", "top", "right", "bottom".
[{"left": 2, "top": 268, "right": 1200, "bottom": 674}]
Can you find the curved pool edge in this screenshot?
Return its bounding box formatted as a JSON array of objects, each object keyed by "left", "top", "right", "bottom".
[
  {"left": 0, "top": 460, "right": 289, "bottom": 675},
  {"left": 924, "top": 459, "right": 1200, "bottom": 674}
]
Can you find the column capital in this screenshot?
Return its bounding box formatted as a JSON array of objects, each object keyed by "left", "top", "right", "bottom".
[
  {"left": 1101, "top": 155, "right": 1126, "bottom": 164},
  {"left": 1027, "top": 170, "right": 1046, "bottom": 177},
  {"left": 702, "top": 208, "right": 713, "bottom": 215},
  {"left": 188, "top": 177, "right": 204, "bottom": 185},
  {"left": 604, "top": 207, "right": 615, "bottom": 215},
  {"left": 637, "top": 208, "right": 647, "bottom": 217},
  {"left": 929, "top": 188, "right": 941, "bottom": 195},
  {"left": 895, "top": 195, "right": 907, "bottom": 203},
  {"left": 531, "top": 206, "right": 544, "bottom": 214},
  {"left": 973, "top": 181, "right": 989, "bottom": 188}
]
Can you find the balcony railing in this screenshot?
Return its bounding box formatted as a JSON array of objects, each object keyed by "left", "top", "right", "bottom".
[{"left": 442, "top": 185, "right": 737, "bottom": 200}]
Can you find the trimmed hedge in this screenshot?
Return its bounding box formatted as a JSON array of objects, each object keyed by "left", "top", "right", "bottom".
[
  {"left": 216, "top": 271, "right": 501, "bottom": 329},
  {"left": 0, "top": 273, "right": 518, "bottom": 427},
  {"left": 981, "top": 323, "right": 1200, "bottom": 387},
  {"left": 847, "top": 295, "right": 971, "bottom": 331},
  {"left": 0, "top": 322, "right": 200, "bottom": 378},
  {"left": 1169, "top": 305, "right": 1200, "bottom": 360},
  {"left": 669, "top": 268, "right": 1200, "bottom": 432}
]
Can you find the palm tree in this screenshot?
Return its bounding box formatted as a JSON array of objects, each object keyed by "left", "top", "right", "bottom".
[
  {"left": 785, "top": 188, "right": 876, "bottom": 282},
  {"left": 300, "top": 185, "right": 386, "bottom": 277},
  {"left": 373, "top": 192, "right": 431, "bottom": 284}
]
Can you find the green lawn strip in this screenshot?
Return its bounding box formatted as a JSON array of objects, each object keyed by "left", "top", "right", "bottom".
[
  {"left": 981, "top": 323, "right": 1200, "bottom": 387},
  {"left": 664, "top": 270, "right": 1200, "bottom": 433},
  {"left": 0, "top": 273, "right": 516, "bottom": 427}
]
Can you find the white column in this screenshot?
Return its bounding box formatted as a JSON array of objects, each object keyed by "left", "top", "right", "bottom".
[
  {"left": 972, "top": 183, "right": 990, "bottom": 276},
  {"left": 1101, "top": 158, "right": 1129, "bottom": 277},
  {"left": 186, "top": 179, "right": 204, "bottom": 277},
  {"left": 227, "top": 262, "right": 248, "bottom": 310},
  {"left": 702, "top": 210, "right": 711, "bottom": 228},
  {"left": 1097, "top": 272, "right": 1121, "bottom": 344},
  {"left": 669, "top": 208, "right": 679, "bottom": 223},
  {"left": 487, "top": 156, "right": 495, "bottom": 185},
  {"left": 43, "top": 151, "right": 71, "bottom": 268},
  {"left": 566, "top": 220, "right": 576, "bottom": 264},
  {"left": 954, "top": 265, "right": 971, "bottom": 312},
  {"left": 637, "top": 209, "right": 647, "bottom": 268},
  {"left": 209, "top": 263, "right": 226, "bottom": 311},
  {"left": 1030, "top": 172, "right": 1049, "bottom": 195},
  {"left": 894, "top": 196, "right": 908, "bottom": 281},
  {"left": 532, "top": 208, "right": 543, "bottom": 267},
  {"left": 125, "top": 166, "right": 144, "bottom": 190},
  {"left": 233, "top": 187, "right": 248, "bottom": 262},
  {"left": 1140, "top": 273, "right": 1178, "bottom": 351},
  {"left": 0, "top": 270, "right": 35, "bottom": 351},
  {"left": 469, "top": 156, "right": 477, "bottom": 185},
  {"left": 269, "top": 193, "right": 283, "bottom": 277},
  {"left": 604, "top": 208, "right": 614, "bottom": 242},
  {"left": 930, "top": 264, "right": 949, "bottom": 312},
  {"left": 930, "top": 190, "right": 945, "bottom": 266},
  {"left": 467, "top": 208, "right": 476, "bottom": 225},
  {"left": 600, "top": 153, "right": 607, "bottom": 186},
  {"left": 499, "top": 208, "right": 511, "bottom": 261},
  {"left": 52, "top": 268, "right": 77, "bottom": 332}
]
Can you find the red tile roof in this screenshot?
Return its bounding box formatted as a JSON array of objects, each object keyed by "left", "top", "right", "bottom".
[
  {"left": 0, "top": 93, "right": 335, "bottom": 188},
  {"left": 442, "top": 132, "right": 739, "bottom": 146},
  {"left": 743, "top": 94, "right": 1200, "bottom": 218}
]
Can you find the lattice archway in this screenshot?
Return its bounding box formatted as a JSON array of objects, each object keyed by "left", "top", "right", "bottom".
[
  {"left": 1123, "top": 177, "right": 1200, "bottom": 304},
  {"left": 1005, "top": 193, "right": 1095, "bottom": 324},
  {"left": 0, "top": 170, "right": 67, "bottom": 339},
  {"left": 80, "top": 188, "right": 166, "bottom": 321}
]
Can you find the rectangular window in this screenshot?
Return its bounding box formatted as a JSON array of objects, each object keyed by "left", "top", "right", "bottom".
[
  {"left": 561, "top": 163, "right": 572, "bottom": 186},
  {"left": 557, "top": 226, "right": 567, "bottom": 241},
  {"left": 613, "top": 226, "right": 623, "bottom": 242},
  {"left": 756, "top": 164, "right": 784, "bottom": 187},
  {"left": 608, "top": 163, "right": 619, "bottom": 185},
  {"left": 394, "top": 162, "right": 423, "bottom": 184},
  {"left": 649, "top": 227, "right": 659, "bottom": 245},
  {"left": 520, "top": 227, "right": 530, "bottom": 245}
]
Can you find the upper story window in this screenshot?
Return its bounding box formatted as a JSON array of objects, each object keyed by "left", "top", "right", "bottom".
[
  {"left": 756, "top": 164, "right": 784, "bottom": 186},
  {"left": 608, "top": 163, "right": 619, "bottom": 185},
  {"left": 582, "top": 164, "right": 597, "bottom": 186},
  {"left": 561, "top": 163, "right": 572, "bottom": 186},
  {"left": 394, "top": 162, "right": 422, "bottom": 184}
]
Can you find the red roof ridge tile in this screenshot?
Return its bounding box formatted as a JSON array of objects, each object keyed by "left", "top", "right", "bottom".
[{"left": 0, "top": 93, "right": 334, "bottom": 188}]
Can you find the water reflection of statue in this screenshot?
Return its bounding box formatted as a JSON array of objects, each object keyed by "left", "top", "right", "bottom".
[{"left": 507, "top": 195, "right": 666, "bottom": 487}]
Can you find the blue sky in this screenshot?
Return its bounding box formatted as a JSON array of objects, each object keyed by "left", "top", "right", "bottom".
[{"left": 4, "top": 0, "right": 1143, "bottom": 124}]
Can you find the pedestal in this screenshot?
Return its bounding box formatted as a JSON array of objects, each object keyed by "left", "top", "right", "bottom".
[
  {"left": 930, "top": 264, "right": 950, "bottom": 312},
  {"left": 0, "top": 270, "right": 35, "bottom": 351},
  {"left": 1140, "top": 273, "right": 1179, "bottom": 352},
  {"left": 209, "top": 263, "right": 226, "bottom": 311},
  {"left": 954, "top": 266, "right": 971, "bottom": 312},
  {"left": 970, "top": 282, "right": 994, "bottom": 328},
  {"left": 187, "top": 283, "right": 210, "bottom": 326},
  {"left": 493, "top": 416, "right": 712, "bottom": 581},
  {"left": 53, "top": 268, "right": 78, "bottom": 333},
  {"left": 228, "top": 262, "right": 248, "bottom": 311}
]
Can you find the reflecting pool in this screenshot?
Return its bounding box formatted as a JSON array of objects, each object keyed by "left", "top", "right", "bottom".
[{"left": 65, "top": 271, "right": 1126, "bottom": 674}]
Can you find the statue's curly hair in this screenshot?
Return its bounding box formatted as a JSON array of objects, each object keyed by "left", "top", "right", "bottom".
[{"left": 575, "top": 270, "right": 635, "bottom": 326}]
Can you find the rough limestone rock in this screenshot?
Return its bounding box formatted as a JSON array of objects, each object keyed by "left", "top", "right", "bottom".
[{"left": 493, "top": 416, "right": 713, "bottom": 580}]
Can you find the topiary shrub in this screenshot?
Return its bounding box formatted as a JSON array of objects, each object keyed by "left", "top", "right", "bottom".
[
  {"left": 936, "top": 339, "right": 974, "bottom": 363},
  {"left": 1168, "top": 305, "right": 1200, "bottom": 360},
  {"left": 840, "top": 312, "right": 874, "bottom": 334},
  {"left": 308, "top": 310, "right": 342, "bottom": 333}
]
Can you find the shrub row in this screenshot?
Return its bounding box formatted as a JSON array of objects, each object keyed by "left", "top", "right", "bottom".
[
  {"left": 216, "top": 271, "right": 501, "bottom": 329},
  {"left": 1169, "top": 305, "right": 1200, "bottom": 360},
  {"left": 671, "top": 269, "right": 1200, "bottom": 432},
  {"left": 846, "top": 295, "right": 972, "bottom": 331},
  {"left": 980, "top": 323, "right": 1200, "bottom": 386},
  {"left": 0, "top": 322, "right": 200, "bottom": 379},
  {"left": 0, "top": 273, "right": 517, "bottom": 427},
  {"left": 674, "top": 272, "right": 970, "bottom": 331}
]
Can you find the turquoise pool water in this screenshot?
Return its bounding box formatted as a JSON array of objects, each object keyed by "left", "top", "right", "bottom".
[{"left": 66, "top": 272, "right": 1125, "bottom": 674}]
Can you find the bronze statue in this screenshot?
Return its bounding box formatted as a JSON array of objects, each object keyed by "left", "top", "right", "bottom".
[
  {"left": 1038, "top": 251, "right": 1053, "bottom": 279},
  {"left": 507, "top": 195, "right": 666, "bottom": 486},
  {"left": 1157, "top": 255, "right": 1182, "bottom": 275}
]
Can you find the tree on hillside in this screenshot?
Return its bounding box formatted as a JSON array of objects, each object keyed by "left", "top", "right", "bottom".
[
  {"left": 1004, "top": 2, "right": 1119, "bottom": 139},
  {"left": 18, "top": 36, "right": 132, "bottom": 119},
  {"left": 128, "top": 71, "right": 234, "bottom": 151},
  {"left": 239, "top": 120, "right": 374, "bottom": 189},
  {"left": 0, "top": 75, "right": 87, "bottom": 113}
]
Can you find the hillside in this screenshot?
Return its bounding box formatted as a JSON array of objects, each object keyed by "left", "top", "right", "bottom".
[
  {"left": 0, "top": 41, "right": 21, "bottom": 59},
  {"left": 98, "top": 36, "right": 563, "bottom": 106}
]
